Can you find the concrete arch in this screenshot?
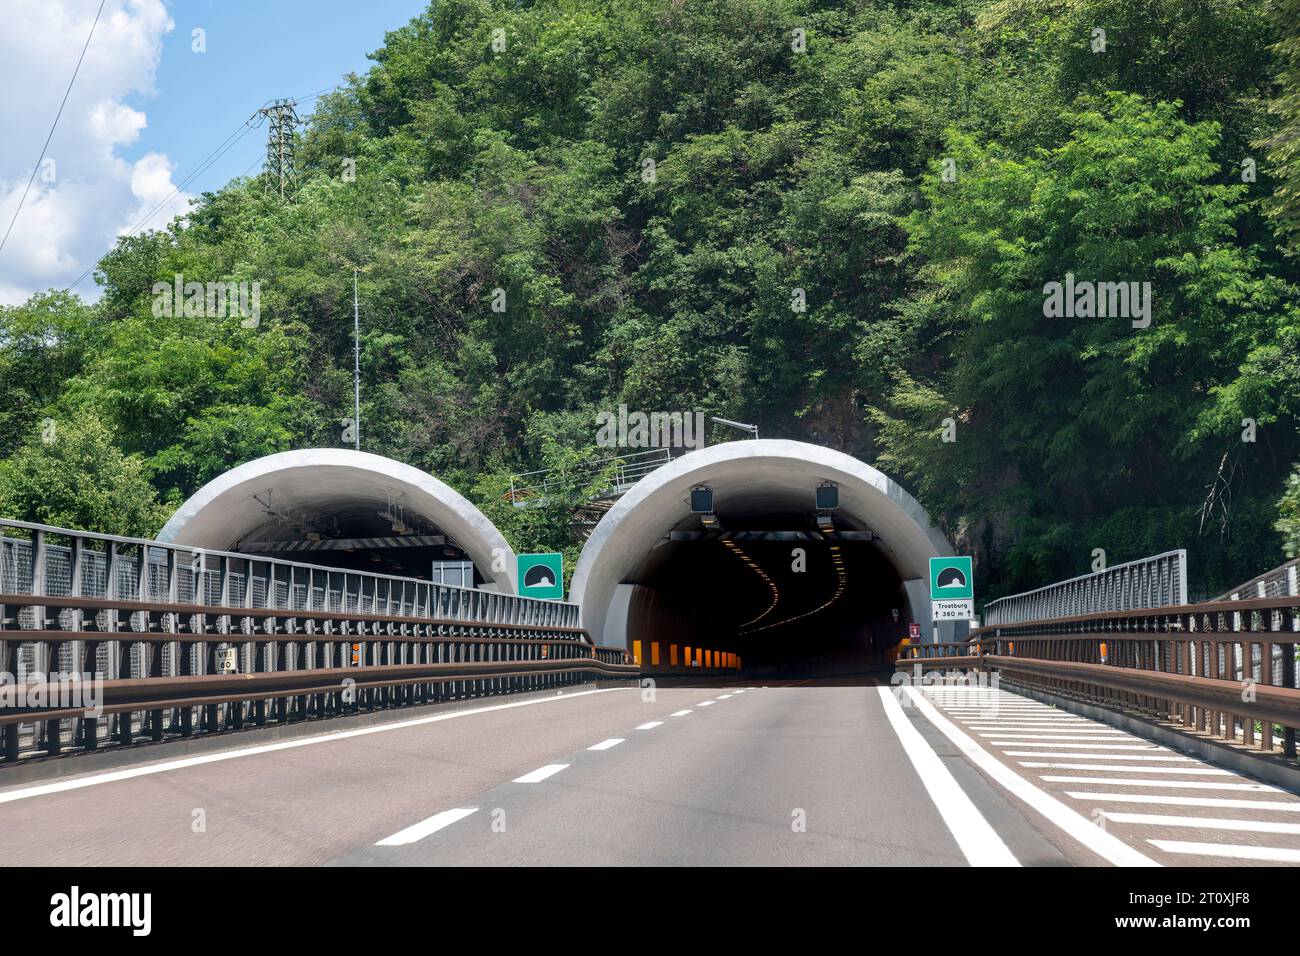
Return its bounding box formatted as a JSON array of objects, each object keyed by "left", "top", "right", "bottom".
[
  {"left": 570, "top": 439, "right": 954, "bottom": 644},
  {"left": 158, "top": 449, "right": 517, "bottom": 592}
]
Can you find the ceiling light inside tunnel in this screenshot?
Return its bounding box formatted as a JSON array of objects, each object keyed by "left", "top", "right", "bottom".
[
  {"left": 815, "top": 481, "right": 839, "bottom": 510},
  {"left": 723, "top": 538, "right": 779, "bottom": 629}
]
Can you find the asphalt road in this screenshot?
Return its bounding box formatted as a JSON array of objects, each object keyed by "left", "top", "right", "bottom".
[{"left": 0, "top": 678, "right": 1289, "bottom": 866}]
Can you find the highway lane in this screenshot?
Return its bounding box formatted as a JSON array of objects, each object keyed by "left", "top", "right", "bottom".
[
  {"left": 333, "top": 680, "right": 1074, "bottom": 866},
  {"left": 5, "top": 676, "right": 1268, "bottom": 867}
]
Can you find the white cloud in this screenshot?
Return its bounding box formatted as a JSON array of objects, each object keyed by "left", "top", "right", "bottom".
[{"left": 0, "top": 0, "right": 188, "bottom": 305}]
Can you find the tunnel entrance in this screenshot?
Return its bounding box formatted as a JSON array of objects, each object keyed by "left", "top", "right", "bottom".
[
  {"left": 624, "top": 524, "right": 908, "bottom": 677},
  {"left": 572, "top": 440, "right": 956, "bottom": 670}
]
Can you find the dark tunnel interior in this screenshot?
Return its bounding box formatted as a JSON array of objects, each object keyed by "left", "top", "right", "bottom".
[{"left": 625, "top": 510, "right": 913, "bottom": 677}]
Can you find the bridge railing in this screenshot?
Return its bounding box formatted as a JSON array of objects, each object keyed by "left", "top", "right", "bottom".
[
  {"left": 981, "top": 550, "right": 1187, "bottom": 626},
  {"left": 899, "top": 595, "right": 1300, "bottom": 762},
  {"left": 0, "top": 519, "right": 632, "bottom": 764}
]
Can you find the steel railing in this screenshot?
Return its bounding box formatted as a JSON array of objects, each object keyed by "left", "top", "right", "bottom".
[
  {"left": 982, "top": 550, "right": 1187, "bottom": 625},
  {"left": 507, "top": 448, "right": 674, "bottom": 505},
  {"left": 897, "top": 595, "right": 1300, "bottom": 761},
  {"left": 0, "top": 520, "right": 628, "bottom": 763}
]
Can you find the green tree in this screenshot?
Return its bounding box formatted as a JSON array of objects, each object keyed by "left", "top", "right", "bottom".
[{"left": 0, "top": 415, "right": 170, "bottom": 537}]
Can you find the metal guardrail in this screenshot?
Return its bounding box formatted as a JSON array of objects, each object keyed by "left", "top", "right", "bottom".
[
  {"left": 0, "top": 519, "right": 625, "bottom": 764},
  {"left": 982, "top": 550, "right": 1187, "bottom": 625},
  {"left": 507, "top": 448, "right": 674, "bottom": 506},
  {"left": 1213, "top": 557, "right": 1300, "bottom": 604},
  {"left": 897, "top": 595, "right": 1300, "bottom": 761}
]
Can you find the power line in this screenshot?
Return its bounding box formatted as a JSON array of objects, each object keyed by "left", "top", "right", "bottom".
[
  {"left": 62, "top": 84, "right": 346, "bottom": 294},
  {"left": 0, "top": 0, "right": 107, "bottom": 256}
]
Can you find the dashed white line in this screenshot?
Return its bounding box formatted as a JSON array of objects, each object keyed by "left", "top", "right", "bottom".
[
  {"left": 514, "top": 764, "right": 570, "bottom": 783},
  {"left": 0, "top": 685, "right": 630, "bottom": 806},
  {"left": 670, "top": 709, "right": 692, "bottom": 717},
  {"left": 375, "top": 807, "right": 478, "bottom": 846},
  {"left": 1148, "top": 840, "right": 1300, "bottom": 863},
  {"left": 588, "top": 738, "right": 625, "bottom": 751},
  {"left": 716, "top": 694, "right": 733, "bottom": 700},
  {"left": 697, "top": 701, "right": 715, "bottom": 707},
  {"left": 877, "top": 687, "right": 1019, "bottom": 866},
  {"left": 636, "top": 721, "right": 663, "bottom": 730}
]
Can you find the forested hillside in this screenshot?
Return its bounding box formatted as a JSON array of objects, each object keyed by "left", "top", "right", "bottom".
[{"left": 4, "top": 0, "right": 1300, "bottom": 599}]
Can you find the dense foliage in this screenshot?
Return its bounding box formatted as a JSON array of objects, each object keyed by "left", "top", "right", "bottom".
[{"left": 3, "top": 0, "right": 1300, "bottom": 599}]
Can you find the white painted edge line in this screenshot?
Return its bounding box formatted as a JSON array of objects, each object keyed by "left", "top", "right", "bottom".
[
  {"left": 0, "top": 687, "right": 630, "bottom": 806},
  {"left": 1021, "top": 763, "right": 1231, "bottom": 775},
  {"left": 670, "top": 709, "right": 693, "bottom": 717},
  {"left": 732, "top": 690, "right": 746, "bottom": 695},
  {"left": 375, "top": 807, "right": 478, "bottom": 846},
  {"left": 979, "top": 733, "right": 1132, "bottom": 741},
  {"left": 988, "top": 742, "right": 1162, "bottom": 750},
  {"left": 1065, "top": 792, "right": 1300, "bottom": 811},
  {"left": 1041, "top": 776, "right": 1276, "bottom": 792},
  {"left": 1003, "top": 751, "right": 1191, "bottom": 761},
  {"left": 514, "top": 764, "right": 570, "bottom": 784},
  {"left": 903, "top": 686, "right": 1159, "bottom": 867},
  {"left": 876, "top": 687, "right": 1018, "bottom": 867},
  {"left": 588, "top": 738, "right": 625, "bottom": 751},
  {"left": 636, "top": 721, "right": 664, "bottom": 730},
  {"left": 716, "top": 694, "right": 733, "bottom": 700},
  {"left": 1148, "top": 840, "right": 1300, "bottom": 863},
  {"left": 1102, "top": 813, "right": 1300, "bottom": 834}
]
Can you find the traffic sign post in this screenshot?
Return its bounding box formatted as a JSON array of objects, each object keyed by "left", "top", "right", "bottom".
[
  {"left": 517, "top": 552, "right": 564, "bottom": 601},
  {"left": 929, "top": 556, "right": 974, "bottom": 622}
]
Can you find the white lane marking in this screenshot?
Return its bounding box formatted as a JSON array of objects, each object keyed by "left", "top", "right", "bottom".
[
  {"left": 375, "top": 807, "right": 478, "bottom": 846},
  {"left": 1148, "top": 840, "right": 1300, "bottom": 863},
  {"left": 1004, "top": 751, "right": 1192, "bottom": 761},
  {"left": 514, "top": 764, "right": 570, "bottom": 784},
  {"left": 977, "top": 738, "right": 1133, "bottom": 743},
  {"left": 1042, "top": 776, "right": 1277, "bottom": 792},
  {"left": 0, "top": 686, "right": 630, "bottom": 806},
  {"left": 970, "top": 728, "right": 1119, "bottom": 734},
  {"left": 732, "top": 690, "right": 746, "bottom": 695},
  {"left": 1066, "top": 793, "right": 1300, "bottom": 811},
  {"left": 716, "top": 694, "right": 733, "bottom": 700},
  {"left": 1021, "top": 763, "right": 1231, "bottom": 775},
  {"left": 876, "top": 687, "right": 1019, "bottom": 867},
  {"left": 905, "top": 687, "right": 1158, "bottom": 866},
  {"left": 670, "top": 709, "right": 693, "bottom": 717},
  {"left": 989, "top": 742, "right": 1162, "bottom": 750},
  {"left": 636, "top": 721, "right": 663, "bottom": 730},
  {"left": 588, "top": 738, "right": 625, "bottom": 751},
  {"left": 1102, "top": 813, "right": 1300, "bottom": 835},
  {"left": 697, "top": 701, "right": 716, "bottom": 707}
]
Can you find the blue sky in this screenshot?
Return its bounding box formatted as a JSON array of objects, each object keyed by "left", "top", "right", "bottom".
[
  {"left": 123, "top": 0, "right": 429, "bottom": 192},
  {"left": 0, "top": 0, "right": 429, "bottom": 303}
]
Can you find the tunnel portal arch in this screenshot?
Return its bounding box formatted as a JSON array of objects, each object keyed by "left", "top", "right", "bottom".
[
  {"left": 158, "top": 449, "right": 518, "bottom": 592},
  {"left": 570, "top": 439, "right": 955, "bottom": 652}
]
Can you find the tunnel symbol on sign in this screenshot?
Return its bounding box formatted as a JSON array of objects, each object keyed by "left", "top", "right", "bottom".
[
  {"left": 524, "top": 565, "right": 555, "bottom": 589},
  {"left": 936, "top": 567, "right": 967, "bottom": 589}
]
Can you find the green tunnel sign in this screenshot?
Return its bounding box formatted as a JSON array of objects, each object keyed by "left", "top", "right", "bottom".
[
  {"left": 929, "top": 556, "right": 973, "bottom": 621},
  {"left": 517, "top": 552, "right": 564, "bottom": 600}
]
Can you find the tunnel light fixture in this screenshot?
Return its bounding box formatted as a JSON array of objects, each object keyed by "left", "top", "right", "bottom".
[
  {"left": 701, "top": 512, "right": 720, "bottom": 530},
  {"left": 816, "top": 514, "right": 835, "bottom": 533},
  {"left": 815, "top": 481, "right": 839, "bottom": 511},
  {"left": 690, "top": 484, "right": 714, "bottom": 514}
]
